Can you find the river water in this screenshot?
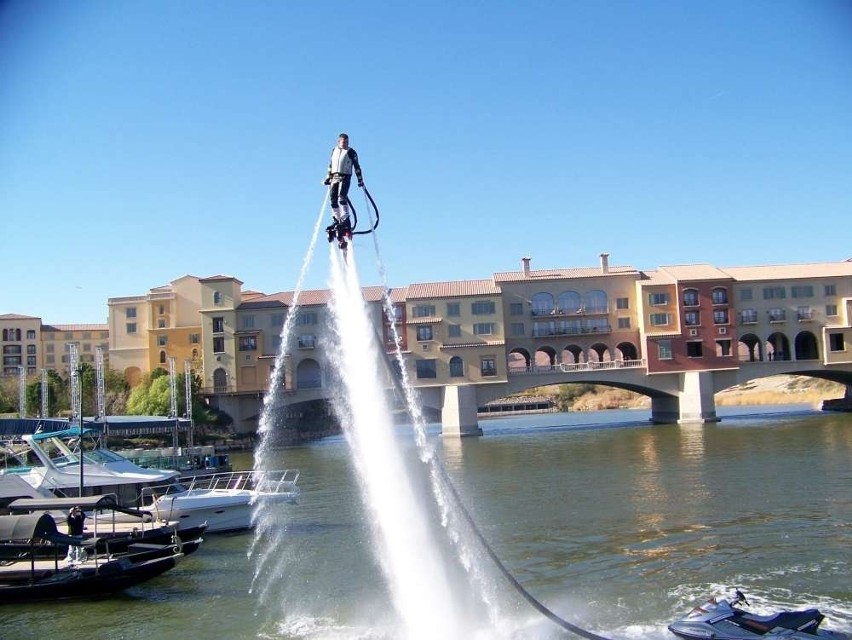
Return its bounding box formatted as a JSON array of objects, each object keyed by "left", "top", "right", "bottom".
[{"left": 4, "top": 405, "right": 850, "bottom": 640}]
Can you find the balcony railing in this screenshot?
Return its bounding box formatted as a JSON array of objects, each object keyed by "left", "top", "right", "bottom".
[
  {"left": 509, "top": 359, "right": 646, "bottom": 375},
  {"left": 532, "top": 324, "right": 612, "bottom": 337},
  {"left": 531, "top": 306, "right": 609, "bottom": 317}
]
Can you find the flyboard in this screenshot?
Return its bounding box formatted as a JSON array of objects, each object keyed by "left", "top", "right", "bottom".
[{"left": 325, "top": 187, "right": 380, "bottom": 258}]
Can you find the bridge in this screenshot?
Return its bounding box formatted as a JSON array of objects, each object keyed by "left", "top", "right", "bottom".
[
  {"left": 207, "top": 354, "right": 852, "bottom": 438},
  {"left": 413, "top": 358, "right": 852, "bottom": 437}
]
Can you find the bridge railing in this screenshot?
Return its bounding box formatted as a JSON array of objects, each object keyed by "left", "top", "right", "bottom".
[{"left": 509, "top": 359, "right": 647, "bottom": 376}]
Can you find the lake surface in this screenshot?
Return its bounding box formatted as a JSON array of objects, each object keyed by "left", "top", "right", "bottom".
[{"left": 4, "top": 405, "right": 850, "bottom": 640}]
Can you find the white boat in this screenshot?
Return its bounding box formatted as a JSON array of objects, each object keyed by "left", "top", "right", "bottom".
[
  {"left": 0, "top": 428, "right": 179, "bottom": 506},
  {"left": 142, "top": 470, "right": 300, "bottom": 533}
]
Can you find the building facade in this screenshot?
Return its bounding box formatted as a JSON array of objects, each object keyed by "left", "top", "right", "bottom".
[{"left": 6, "top": 256, "right": 852, "bottom": 431}]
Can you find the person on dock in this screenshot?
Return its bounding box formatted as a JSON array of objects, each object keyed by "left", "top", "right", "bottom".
[
  {"left": 65, "top": 505, "right": 86, "bottom": 565},
  {"left": 324, "top": 132, "right": 364, "bottom": 243}
]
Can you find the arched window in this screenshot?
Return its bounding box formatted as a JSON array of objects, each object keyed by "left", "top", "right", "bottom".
[
  {"left": 558, "top": 291, "right": 582, "bottom": 314},
  {"left": 159, "top": 350, "right": 167, "bottom": 364},
  {"left": 213, "top": 291, "right": 222, "bottom": 304},
  {"left": 682, "top": 288, "right": 699, "bottom": 306},
  {"left": 531, "top": 292, "right": 555, "bottom": 316},
  {"left": 584, "top": 290, "right": 608, "bottom": 313},
  {"left": 449, "top": 356, "right": 464, "bottom": 377},
  {"left": 712, "top": 287, "right": 728, "bottom": 305}
]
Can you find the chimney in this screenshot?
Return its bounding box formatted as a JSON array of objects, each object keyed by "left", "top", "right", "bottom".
[
  {"left": 600, "top": 253, "right": 610, "bottom": 274},
  {"left": 521, "top": 257, "right": 531, "bottom": 278}
]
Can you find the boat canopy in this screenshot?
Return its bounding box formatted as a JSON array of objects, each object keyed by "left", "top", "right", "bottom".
[
  {"left": 30, "top": 427, "right": 97, "bottom": 442},
  {"left": 8, "top": 494, "right": 154, "bottom": 521},
  {"left": 0, "top": 513, "right": 59, "bottom": 542}
]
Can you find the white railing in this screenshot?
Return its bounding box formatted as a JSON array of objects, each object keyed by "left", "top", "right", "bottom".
[
  {"left": 143, "top": 469, "right": 300, "bottom": 500},
  {"left": 508, "top": 359, "right": 647, "bottom": 376}
]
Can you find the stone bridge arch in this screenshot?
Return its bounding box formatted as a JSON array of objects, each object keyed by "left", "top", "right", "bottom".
[
  {"left": 535, "top": 346, "right": 558, "bottom": 367},
  {"left": 508, "top": 348, "right": 531, "bottom": 371},
  {"left": 794, "top": 330, "right": 820, "bottom": 360},
  {"left": 296, "top": 358, "right": 323, "bottom": 389}
]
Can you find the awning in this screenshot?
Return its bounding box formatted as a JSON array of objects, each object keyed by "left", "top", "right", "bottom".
[
  {"left": 9, "top": 494, "right": 154, "bottom": 520},
  {"left": 31, "top": 426, "right": 98, "bottom": 442},
  {"left": 0, "top": 513, "right": 59, "bottom": 542}
]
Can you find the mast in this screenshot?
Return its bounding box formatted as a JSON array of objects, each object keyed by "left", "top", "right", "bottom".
[
  {"left": 169, "top": 356, "right": 179, "bottom": 456},
  {"left": 184, "top": 359, "right": 194, "bottom": 450},
  {"left": 40, "top": 368, "right": 49, "bottom": 418},
  {"left": 95, "top": 346, "right": 107, "bottom": 444},
  {"left": 68, "top": 342, "right": 84, "bottom": 496},
  {"left": 17, "top": 366, "right": 26, "bottom": 418}
]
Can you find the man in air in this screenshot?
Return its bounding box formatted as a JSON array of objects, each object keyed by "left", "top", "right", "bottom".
[{"left": 324, "top": 132, "right": 364, "bottom": 246}]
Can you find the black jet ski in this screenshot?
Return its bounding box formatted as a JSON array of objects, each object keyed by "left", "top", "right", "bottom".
[{"left": 669, "top": 590, "right": 848, "bottom": 640}]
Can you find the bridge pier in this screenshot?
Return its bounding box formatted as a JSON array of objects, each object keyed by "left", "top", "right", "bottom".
[
  {"left": 678, "top": 370, "right": 719, "bottom": 423},
  {"left": 441, "top": 384, "right": 483, "bottom": 437},
  {"left": 651, "top": 371, "right": 719, "bottom": 424},
  {"left": 650, "top": 396, "right": 680, "bottom": 424}
]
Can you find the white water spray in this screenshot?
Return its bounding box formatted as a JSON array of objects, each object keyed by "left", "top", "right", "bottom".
[
  {"left": 250, "top": 192, "right": 328, "bottom": 598},
  {"left": 325, "top": 245, "right": 465, "bottom": 639},
  {"left": 251, "top": 190, "right": 518, "bottom": 638}
]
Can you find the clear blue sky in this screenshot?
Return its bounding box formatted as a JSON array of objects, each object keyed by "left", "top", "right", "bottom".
[{"left": 2, "top": 1, "right": 851, "bottom": 324}]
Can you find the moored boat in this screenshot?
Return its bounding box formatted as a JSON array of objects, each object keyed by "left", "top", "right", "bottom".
[
  {"left": 7, "top": 493, "right": 206, "bottom": 556},
  {"left": 0, "top": 512, "right": 185, "bottom": 603},
  {"left": 142, "top": 469, "right": 300, "bottom": 533}
]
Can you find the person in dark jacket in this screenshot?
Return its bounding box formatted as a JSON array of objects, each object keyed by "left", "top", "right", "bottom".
[
  {"left": 65, "top": 505, "right": 86, "bottom": 564},
  {"left": 324, "top": 133, "right": 364, "bottom": 243}
]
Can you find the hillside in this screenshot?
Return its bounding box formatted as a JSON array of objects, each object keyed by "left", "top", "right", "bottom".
[{"left": 527, "top": 375, "right": 848, "bottom": 412}]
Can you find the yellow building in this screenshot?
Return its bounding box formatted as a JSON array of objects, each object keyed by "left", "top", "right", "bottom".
[
  {"left": 1, "top": 314, "right": 42, "bottom": 377},
  {"left": 108, "top": 275, "right": 205, "bottom": 385}
]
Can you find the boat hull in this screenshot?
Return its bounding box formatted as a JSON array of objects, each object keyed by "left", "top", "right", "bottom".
[{"left": 0, "top": 553, "right": 182, "bottom": 604}]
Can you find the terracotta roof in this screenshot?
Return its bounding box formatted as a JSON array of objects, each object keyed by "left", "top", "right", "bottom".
[
  {"left": 238, "top": 285, "right": 390, "bottom": 309},
  {"left": 639, "top": 270, "right": 675, "bottom": 284},
  {"left": 407, "top": 279, "right": 500, "bottom": 299},
  {"left": 0, "top": 313, "right": 41, "bottom": 320},
  {"left": 658, "top": 264, "right": 733, "bottom": 281},
  {"left": 199, "top": 275, "right": 244, "bottom": 284},
  {"left": 43, "top": 324, "right": 108, "bottom": 332},
  {"left": 494, "top": 265, "right": 638, "bottom": 282},
  {"left": 720, "top": 261, "right": 852, "bottom": 281}
]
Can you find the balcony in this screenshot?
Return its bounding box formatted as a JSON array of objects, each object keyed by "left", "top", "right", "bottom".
[
  {"left": 509, "top": 358, "right": 646, "bottom": 375},
  {"left": 531, "top": 323, "right": 612, "bottom": 338},
  {"left": 797, "top": 310, "right": 814, "bottom": 322},
  {"left": 531, "top": 306, "right": 609, "bottom": 317},
  {"left": 768, "top": 311, "right": 787, "bottom": 323}
]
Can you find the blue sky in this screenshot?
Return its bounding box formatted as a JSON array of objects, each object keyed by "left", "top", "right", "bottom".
[{"left": 2, "top": 1, "right": 851, "bottom": 324}]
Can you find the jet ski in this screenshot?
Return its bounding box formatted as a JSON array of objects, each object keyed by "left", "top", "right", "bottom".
[{"left": 669, "top": 590, "right": 848, "bottom": 640}]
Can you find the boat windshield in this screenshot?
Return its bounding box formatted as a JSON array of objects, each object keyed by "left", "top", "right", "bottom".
[
  {"left": 83, "top": 448, "right": 130, "bottom": 464},
  {"left": 40, "top": 437, "right": 80, "bottom": 467},
  {"left": 1, "top": 441, "right": 42, "bottom": 472}
]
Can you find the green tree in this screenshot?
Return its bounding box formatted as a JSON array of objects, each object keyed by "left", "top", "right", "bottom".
[
  {"left": 126, "top": 373, "right": 172, "bottom": 416},
  {"left": 23, "top": 370, "right": 65, "bottom": 417},
  {"left": 0, "top": 377, "right": 18, "bottom": 414}
]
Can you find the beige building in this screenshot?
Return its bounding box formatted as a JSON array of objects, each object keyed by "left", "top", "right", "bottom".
[
  {"left": 41, "top": 324, "right": 110, "bottom": 375},
  {"left": 108, "top": 275, "right": 206, "bottom": 385},
  {"left": 8, "top": 254, "right": 849, "bottom": 430},
  {"left": 496, "top": 255, "right": 643, "bottom": 370},
  {"left": 1, "top": 314, "right": 42, "bottom": 377},
  {"left": 1, "top": 313, "right": 109, "bottom": 379}
]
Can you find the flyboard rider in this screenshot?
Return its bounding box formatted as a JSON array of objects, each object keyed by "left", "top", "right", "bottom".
[{"left": 324, "top": 132, "right": 364, "bottom": 247}]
